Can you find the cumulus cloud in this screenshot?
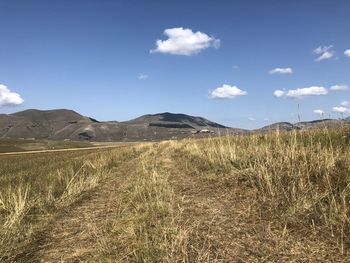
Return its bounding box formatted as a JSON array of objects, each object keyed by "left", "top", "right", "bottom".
[
  {"left": 210, "top": 84, "right": 247, "bottom": 99},
  {"left": 0, "top": 84, "right": 24, "bottom": 107},
  {"left": 345, "top": 49, "right": 350, "bottom": 57},
  {"left": 332, "top": 106, "right": 350, "bottom": 113},
  {"left": 269, "top": 67, "right": 293, "bottom": 75},
  {"left": 138, "top": 73, "right": 149, "bottom": 80},
  {"left": 273, "top": 90, "right": 285, "bottom": 98},
  {"left": 330, "top": 84, "right": 348, "bottom": 91},
  {"left": 341, "top": 101, "right": 349, "bottom": 107},
  {"left": 274, "top": 86, "right": 328, "bottom": 99},
  {"left": 313, "top": 109, "right": 325, "bottom": 116},
  {"left": 151, "top": 27, "right": 220, "bottom": 56},
  {"left": 286, "top": 86, "right": 328, "bottom": 98},
  {"left": 313, "top": 45, "right": 335, "bottom": 62}
]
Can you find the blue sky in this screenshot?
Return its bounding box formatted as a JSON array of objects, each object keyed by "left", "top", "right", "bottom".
[{"left": 0, "top": 0, "right": 349, "bottom": 129}]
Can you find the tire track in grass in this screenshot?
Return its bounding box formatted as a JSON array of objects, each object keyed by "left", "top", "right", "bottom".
[
  {"left": 19, "top": 147, "right": 146, "bottom": 262},
  {"left": 99, "top": 144, "right": 191, "bottom": 262}
]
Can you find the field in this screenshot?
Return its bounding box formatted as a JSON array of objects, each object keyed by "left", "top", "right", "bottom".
[
  {"left": 0, "top": 138, "right": 93, "bottom": 153},
  {"left": 1, "top": 129, "right": 350, "bottom": 262}
]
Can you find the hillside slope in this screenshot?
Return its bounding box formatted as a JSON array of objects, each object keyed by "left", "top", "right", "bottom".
[
  {"left": 0, "top": 109, "right": 237, "bottom": 141},
  {"left": 126, "top": 112, "right": 227, "bottom": 129},
  {"left": 257, "top": 119, "right": 350, "bottom": 132}
]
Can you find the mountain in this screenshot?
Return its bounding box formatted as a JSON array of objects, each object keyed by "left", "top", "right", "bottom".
[
  {"left": 257, "top": 119, "right": 350, "bottom": 132},
  {"left": 2, "top": 109, "right": 347, "bottom": 141},
  {"left": 125, "top": 112, "right": 228, "bottom": 129},
  {"left": 0, "top": 109, "right": 92, "bottom": 139},
  {"left": 257, "top": 122, "right": 297, "bottom": 132},
  {"left": 0, "top": 109, "right": 238, "bottom": 141},
  {"left": 296, "top": 119, "right": 350, "bottom": 130}
]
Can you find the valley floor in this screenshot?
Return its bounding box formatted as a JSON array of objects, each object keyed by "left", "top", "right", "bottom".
[{"left": 1, "top": 131, "right": 350, "bottom": 262}]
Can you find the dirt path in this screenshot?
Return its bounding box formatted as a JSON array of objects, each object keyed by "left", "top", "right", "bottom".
[
  {"left": 24, "top": 153, "right": 141, "bottom": 263},
  {"left": 11, "top": 143, "right": 342, "bottom": 262},
  {"left": 26, "top": 145, "right": 257, "bottom": 262},
  {"left": 162, "top": 154, "right": 250, "bottom": 261}
]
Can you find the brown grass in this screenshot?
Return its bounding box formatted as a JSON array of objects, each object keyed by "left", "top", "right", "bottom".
[
  {"left": 0, "top": 138, "right": 92, "bottom": 153},
  {"left": 0, "top": 145, "right": 143, "bottom": 261},
  {"left": 1, "top": 128, "right": 350, "bottom": 262}
]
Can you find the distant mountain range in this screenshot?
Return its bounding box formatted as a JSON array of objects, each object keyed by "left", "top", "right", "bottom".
[
  {"left": 258, "top": 119, "right": 350, "bottom": 132},
  {"left": 0, "top": 109, "right": 349, "bottom": 141},
  {"left": 0, "top": 109, "right": 243, "bottom": 141}
]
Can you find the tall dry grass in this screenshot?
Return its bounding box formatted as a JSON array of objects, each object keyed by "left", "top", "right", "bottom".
[
  {"left": 99, "top": 145, "right": 190, "bottom": 262},
  {"left": 0, "top": 146, "right": 141, "bottom": 261},
  {"left": 1, "top": 129, "right": 349, "bottom": 261},
  {"left": 172, "top": 128, "right": 350, "bottom": 253}
]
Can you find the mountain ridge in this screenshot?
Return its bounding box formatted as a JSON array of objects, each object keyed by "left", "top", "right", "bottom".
[
  {"left": 0, "top": 109, "right": 238, "bottom": 141},
  {"left": 1, "top": 109, "right": 349, "bottom": 141},
  {"left": 258, "top": 118, "right": 350, "bottom": 132}
]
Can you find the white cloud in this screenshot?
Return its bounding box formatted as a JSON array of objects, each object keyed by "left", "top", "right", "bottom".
[
  {"left": 330, "top": 84, "right": 348, "bottom": 91},
  {"left": 210, "top": 84, "right": 247, "bottom": 99},
  {"left": 269, "top": 67, "right": 293, "bottom": 75},
  {"left": 0, "top": 84, "right": 24, "bottom": 107},
  {"left": 248, "top": 117, "right": 255, "bottom": 121},
  {"left": 344, "top": 49, "right": 350, "bottom": 57},
  {"left": 263, "top": 118, "right": 269, "bottom": 121},
  {"left": 150, "top": 27, "right": 220, "bottom": 56},
  {"left": 313, "top": 45, "right": 335, "bottom": 62},
  {"left": 332, "top": 106, "right": 350, "bottom": 114},
  {"left": 313, "top": 109, "right": 325, "bottom": 116},
  {"left": 274, "top": 86, "right": 328, "bottom": 99},
  {"left": 138, "top": 73, "right": 149, "bottom": 80},
  {"left": 273, "top": 90, "right": 285, "bottom": 98},
  {"left": 286, "top": 86, "right": 328, "bottom": 99},
  {"left": 341, "top": 101, "right": 349, "bottom": 107}
]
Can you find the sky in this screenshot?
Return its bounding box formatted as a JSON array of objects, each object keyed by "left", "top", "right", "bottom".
[{"left": 0, "top": 0, "right": 349, "bottom": 129}]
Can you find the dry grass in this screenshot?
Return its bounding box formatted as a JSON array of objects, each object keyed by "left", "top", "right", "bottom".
[
  {"left": 0, "top": 138, "right": 92, "bottom": 153},
  {"left": 1, "top": 128, "right": 350, "bottom": 262},
  {"left": 0, "top": 146, "right": 142, "bottom": 261},
  {"left": 167, "top": 128, "right": 350, "bottom": 260},
  {"left": 98, "top": 145, "right": 190, "bottom": 262}
]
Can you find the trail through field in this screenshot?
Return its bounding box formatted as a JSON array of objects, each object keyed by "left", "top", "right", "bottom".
[
  {"left": 22, "top": 151, "right": 142, "bottom": 262},
  {"left": 15, "top": 142, "right": 347, "bottom": 262}
]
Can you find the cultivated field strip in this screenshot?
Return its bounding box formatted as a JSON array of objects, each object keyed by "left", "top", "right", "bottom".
[{"left": 0, "top": 143, "right": 133, "bottom": 156}]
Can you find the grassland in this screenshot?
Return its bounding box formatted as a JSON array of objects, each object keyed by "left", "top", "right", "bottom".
[
  {"left": 0, "top": 129, "right": 350, "bottom": 262},
  {"left": 0, "top": 138, "right": 93, "bottom": 153}
]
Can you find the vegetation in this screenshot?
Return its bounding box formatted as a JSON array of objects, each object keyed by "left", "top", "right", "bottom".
[
  {"left": 0, "top": 138, "right": 92, "bottom": 153},
  {"left": 0, "top": 128, "right": 349, "bottom": 261},
  {"left": 0, "top": 145, "right": 144, "bottom": 261}
]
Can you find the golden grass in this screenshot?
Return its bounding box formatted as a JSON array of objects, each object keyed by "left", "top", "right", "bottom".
[
  {"left": 98, "top": 145, "right": 190, "bottom": 262},
  {"left": 0, "top": 138, "right": 92, "bottom": 153},
  {"left": 169, "top": 128, "right": 350, "bottom": 258},
  {"left": 0, "top": 146, "right": 143, "bottom": 261},
  {"left": 1, "top": 128, "right": 349, "bottom": 261}
]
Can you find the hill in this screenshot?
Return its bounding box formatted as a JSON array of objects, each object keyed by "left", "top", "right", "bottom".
[
  {"left": 126, "top": 112, "right": 227, "bottom": 129},
  {"left": 0, "top": 109, "right": 237, "bottom": 141},
  {"left": 257, "top": 119, "right": 350, "bottom": 132}
]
